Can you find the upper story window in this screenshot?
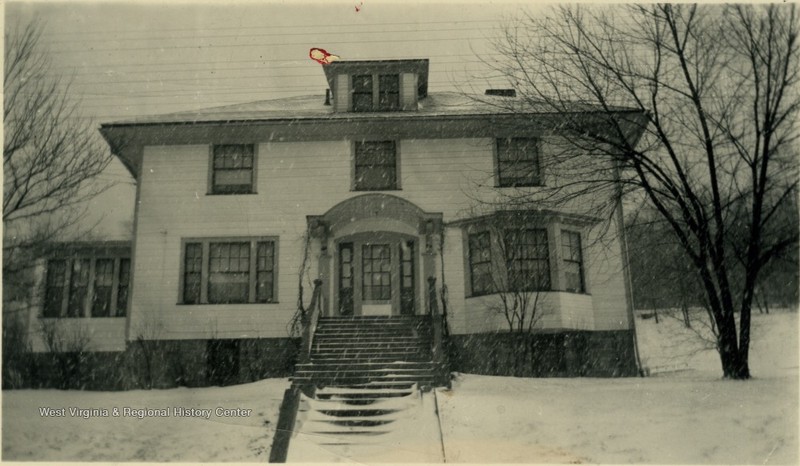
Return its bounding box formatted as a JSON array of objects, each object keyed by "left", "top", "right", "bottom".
[
  {"left": 44, "top": 257, "right": 130, "bottom": 318},
  {"left": 496, "top": 138, "right": 542, "bottom": 187},
  {"left": 211, "top": 144, "right": 255, "bottom": 194},
  {"left": 561, "top": 230, "right": 585, "bottom": 293},
  {"left": 351, "top": 74, "right": 400, "bottom": 112},
  {"left": 181, "top": 238, "right": 277, "bottom": 305},
  {"left": 354, "top": 141, "right": 398, "bottom": 191}
]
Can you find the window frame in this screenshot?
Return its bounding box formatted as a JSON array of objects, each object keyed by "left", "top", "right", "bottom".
[
  {"left": 467, "top": 231, "right": 494, "bottom": 297},
  {"left": 378, "top": 74, "right": 400, "bottom": 111},
  {"left": 503, "top": 227, "right": 551, "bottom": 292},
  {"left": 561, "top": 230, "right": 586, "bottom": 293},
  {"left": 178, "top": 236, "right": 279, "bottom": 305},
  {"left": 208, "top": 144, "right": 258, "bottom": 195},
  {"left": 495, "top": 137, "right": 543, "bottom": 188},
  {"left": 351, "top": 74, "right": 374, "bottom": 112},
  {"left": 42, "top": 256, "right": 131, "bottom": 319},
  {"left": 352, "top": 140, "right": 400, "bottom": 191}
]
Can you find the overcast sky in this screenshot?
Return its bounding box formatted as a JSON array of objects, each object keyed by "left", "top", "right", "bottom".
[
  {"left": 4, "top": 0, "right": 545, "bottom": 237},
  {"left": 7, "top": 1, "right": 539, "bottom": 122}
]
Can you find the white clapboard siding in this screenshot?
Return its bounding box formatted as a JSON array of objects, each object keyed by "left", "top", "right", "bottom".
[{"left": 132, "top": 137, "right": 631, "bottom": 340}]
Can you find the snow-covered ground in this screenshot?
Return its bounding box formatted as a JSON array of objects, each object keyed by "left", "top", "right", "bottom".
[
  {"left": 438, "top": 309, "right": 798, "bottom": 464},
  {"left": 3, "top": 310, "right": 797, "bottom": 463},
  {"left": 2, "top": 379, "right": 288, "bottom": 461}
]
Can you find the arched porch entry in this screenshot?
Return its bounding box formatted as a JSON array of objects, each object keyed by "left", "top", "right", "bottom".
[{"left": 307, "top": 194, "right": 443, "bottom": 317}]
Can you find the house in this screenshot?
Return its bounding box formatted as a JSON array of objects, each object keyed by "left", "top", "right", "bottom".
[{"left": 30, "top": 58, "right": 644, "bottom": 388}]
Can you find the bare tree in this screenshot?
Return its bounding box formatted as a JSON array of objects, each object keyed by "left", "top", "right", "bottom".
[
  {"left": 485, "top": 4, "right": 799, "bottom": 379},
  {"left": 467, "top": 211, "right": 550, "bottom": 376},
  {"left": 3, "top": 20, "right": 112, "bottom": 304}
]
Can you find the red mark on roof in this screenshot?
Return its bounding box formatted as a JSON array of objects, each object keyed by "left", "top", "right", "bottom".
[
  {"left": 355, "top": 2, "right": 363, "bottom": 12},
  {"left": 309, "top": 48, "right": 340, "bottom": 65}
]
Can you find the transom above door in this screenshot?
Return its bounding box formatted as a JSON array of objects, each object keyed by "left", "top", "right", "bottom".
[{"left": 335, "top": 232, "right": 417, "bottom": 317}]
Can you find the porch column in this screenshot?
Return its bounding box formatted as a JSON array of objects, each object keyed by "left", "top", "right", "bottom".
[
  {"left": 420, "top": 218, "right": 443, "bottom": 314},
  {"left": 309, "top": 217, "right": 331, "bottom": 316},
  {"left": 318, "top": 245, "right": 331, "bottom": 316}
]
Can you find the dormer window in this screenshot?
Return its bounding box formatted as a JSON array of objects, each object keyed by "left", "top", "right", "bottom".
[
  {"left": 324, "top": 59, "right": 427, "bottom": 113},
  {"left": 352, "top": 75, "right": 373, "bottom": 112},
  {"left": 351, "top": 73, "right": 400, "bottom": 112},
  {"left": 378, "top": 75, "right": 399, "bottom": 110}
]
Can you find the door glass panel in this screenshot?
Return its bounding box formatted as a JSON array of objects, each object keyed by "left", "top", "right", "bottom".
[
  {"left": 362, "top": 244, "right": 391, "bottom": 301},
  {"left": 339, "top": 243, "right": 354, "bottom": 315},
  {"left": 400, "top": 240, "right": 415, "bottom": 315}
]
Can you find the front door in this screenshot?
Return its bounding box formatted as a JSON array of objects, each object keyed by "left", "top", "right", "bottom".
[{"left": 336, "top": 236, "right": 416, "bottom": 316}]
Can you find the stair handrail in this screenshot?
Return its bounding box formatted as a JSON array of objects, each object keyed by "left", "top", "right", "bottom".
[{"left": 299, "top": 279, "right": 323, "bottom": 364}]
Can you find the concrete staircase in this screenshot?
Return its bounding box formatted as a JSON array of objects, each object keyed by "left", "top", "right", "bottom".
[
  {"left": 286, "top": 384, "right": 445, "bottom": 462},
  {"left": 270, "top": 316, "right": 448, "bottom": 463},
  {"left": 291, "top": 315, "right": 445, "bottom": 388},
  {"left": 282, "top": 316, "right": 447, "bottom": 462}
]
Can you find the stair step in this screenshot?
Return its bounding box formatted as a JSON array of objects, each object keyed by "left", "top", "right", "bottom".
[
  {"left": 316, "top": 386, "right": 416, "bottom": 395},
  {"left": 314, "top": 408, "right": 400, "bottom": 417},
  {"left": 310, "top": 357, "right": 429, "bottom": 362},
  {"left": 317, "top": 417, "right": 397, "bottom": 427},
  {"left": 313, "top": 342, "right": 430, "bottom": 348},
  {"left": 313, "top": 339, "right": 429, "bottom": 345},
  {"left": 293, "top": 378, "right": 436, "bottom": 387},
  {"left": 294, "top": 376, "right": 434, "bottom": 384},
  {"left": 297, "top": 362, "right": 435, "bottom": 371},
  {"left": 319, "top": 316, "right": 424, "bottom": 320},
  {"left": 314, "top": 335, "right": 426, "bottom": 340},
  {"left": 310, "top": 354, "right": 431, "bottom": 360},
  {"left": 330, "top": 383, "right": 419, "bottom": 390},
  {"left": 315, "top": 393, "right": 400, "bottom": 406},
  {"left": 310, "top": 430, "right": 391, "bottom": 436},
  {"left": 296, "top": 369, "right": 435, "bottom": 377}
]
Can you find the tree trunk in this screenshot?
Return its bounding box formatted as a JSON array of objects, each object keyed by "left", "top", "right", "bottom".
[
  {"left": 717, "top": 320, "right": 750, "bottom": 379},
  {"left": 682, "top": 302, "right": 691, "bottom": 328}
]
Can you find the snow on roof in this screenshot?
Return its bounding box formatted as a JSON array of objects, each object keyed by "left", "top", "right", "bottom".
[{"left": 103, "top": 92, "right": 631, "bottom": 126}]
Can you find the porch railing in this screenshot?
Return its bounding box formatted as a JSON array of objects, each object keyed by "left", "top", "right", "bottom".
[
  {"left": 299, "top": 279, "right": 323, "bottom": 365},
  {"left": 270, "top": 279, "right": 322, "bottom": 463}
]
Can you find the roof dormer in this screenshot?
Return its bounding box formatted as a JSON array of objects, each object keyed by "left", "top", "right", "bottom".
[{"left": 322, "top": 59, "right": 429, "bottom": 113}]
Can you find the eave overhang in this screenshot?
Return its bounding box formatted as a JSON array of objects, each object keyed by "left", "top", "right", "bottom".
[{"left": 99, "top": 109, "right": 648, "bottom": 180}]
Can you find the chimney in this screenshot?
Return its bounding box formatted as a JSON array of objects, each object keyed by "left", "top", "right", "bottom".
[
  {"left": 324, "top": 89, "right": 331, "bottom": 106},
  {"left": 485, "top": 89, "right": 516, "bottom": 97}
]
